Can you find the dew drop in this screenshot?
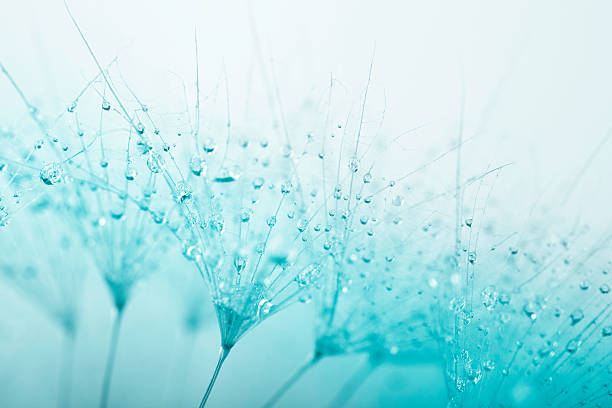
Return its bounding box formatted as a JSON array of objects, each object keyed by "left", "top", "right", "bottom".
[
  {"left": 252, "top": 177, "right": 264, "bottom": 190},
  {"left": 202, "top": 138, "right": 216, "bottom": 153},
  {"left": 174, "top": 182, "right": 192, "bottom": 203},
  {"left": 125, "top": 167, "right": 137, "bottom": 181},
  {"left": 570, "top": 309, "right": 584, "bottom": 325},
  {"left": 280, "top": 182, "right": 292, "bottom": 194},
  {"left": 147, "top": 152, "right": 165, "bottom": 174},
  {"left": 189, "top": 154, "right": 207, "bottom": 176},
  {"left": 0, "top": 206, "right": 9, "bottom": 227},
  {"left": 40, "top": 163, "right": 63, "bottom": 185},
  {"left": 348, "top": 156, "right": 359, "bottom": 172},
  {"left": 523, "top": 302, "right": 537, "bottom": 320},
  {"left": 267, "top": 216, "right": 277, "bottom": 227},
  {"left": 481, "top": 285, "right": 498, "bottom": 310},
  {"left": 566, "top": 339, "right": 579, "bottom": 353},
  {"left": 240, "top": 208, "right": 252, "bottom": 223}
]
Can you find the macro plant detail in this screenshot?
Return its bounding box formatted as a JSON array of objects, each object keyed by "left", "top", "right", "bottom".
[{"left": 1, "top": 2, "right": 611, "bottom": 408}]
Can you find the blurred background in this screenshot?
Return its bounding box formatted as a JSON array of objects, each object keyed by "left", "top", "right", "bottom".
[{"left": 1, "top": 0, "right": 611, "bottom": 406}]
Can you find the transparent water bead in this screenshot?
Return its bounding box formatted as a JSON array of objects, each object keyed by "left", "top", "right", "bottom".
[
  {"left": 125, "top": 166, "right": 137, "bottom": 181},
  {"left": 189, "top": 154, "right": 207, "bottom": 176},
  {"left": 602, "top": 326, "right": 612, "bottom": 337},
  {"left": 295, "top": 264, "right": 321, "bottom": 287},
  {"left": 252, "top": 177, "right": 264, "bottom": 190},
  {"left": 182, "top": 243, "right": 202, "bottom": 261},
  {"left": 39, "top": 162, "right": 63, "bottom": 185},
  {"left": 214, "top": 167, "right": 240, "bottom": 183},
  {"left": 481, "top": 285, "right": 498, "bottom": 310},
  {"left": 523, "top": 302, "right": 537, "bottom": 320},
  {"left": 234, "top": 254, "right": 247, "bottom": 274},
  {"left": 570, "top": 309, "right": 584, "bottom": 325},
  {"left": 348, "top": 156, "right": 359, "bottom": 172},
  {"left": 0, "top": 206, "right": 8, "bottom": 227},
  {"left": 174, "top": 182, "right": 192, "bottom": 203},
  {"left": 202, "top": 138, "right": 217, "bottom": 153},
  {"left": 280, "top": 182, "right": 292, "bottom": 194},
  {"left": 147, "top": 152, "right": 165, "bottom": 174},
  {"left": 566, "top": 339, "right": 579, "bottom": 353}
]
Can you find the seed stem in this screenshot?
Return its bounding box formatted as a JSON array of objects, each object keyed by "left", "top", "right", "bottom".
[
  {"left": 99, "top": 307, "right": 125, "bottom": 408},
  {"left": 327, "top": 359, "right": 374, "bottom": 408},
  {"left": 262, "top": 355, "right": 320, "bottom": 408},
  {"left": 58, "top": 330, "right": 76, "bottom": 408},
  {"left": 199, "top": 346, "right": 232, "bottom": 408}
]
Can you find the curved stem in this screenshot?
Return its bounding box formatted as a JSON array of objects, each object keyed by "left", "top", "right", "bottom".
[
  {"left": 199, "top": 346, "right": 232, "bottom": 408},
  {"left": 163, "top": 329, "right": 196, "bottom": 407},
  {"left": 327, "top": 359, "right": 375, "bottom": 408},
  {"left": 99, "top": 308, "right": 125, "bottom": 408},
  {"left": 262, "top": 355, "right": 321, "bottom": 408},
  {"left": 58, "top": 331, "right": 76, "bottom": 408}
]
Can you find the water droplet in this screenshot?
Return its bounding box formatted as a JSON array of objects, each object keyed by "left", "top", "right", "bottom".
[
  {"left": 252, "top": 177, "right": 264, "bottom": 190},
  {"left": 348, "top": 156, "right": 359, "bottom": 172},
  {"left": 600, "top": 284, "right": 610, "bottom": 294},
  {"left": 334, "top": 185, "right": 342, "bottom": 199},
  {"left": 267, "top": 216, "right": 277, "bottom": 227},
  {"left": 234, "top": 254, "right": 247, "bottom": 273},
  {"left": 281, "top": 144, "right": 292, "bottom": 158},
  {"left": 523, "top": 302, "right": 537, "bottom": 320},
  {"left": 202, "top": 138, "right": 217, "bottom": 153},
  {"left": 566, "top": 339, "right": 579, "bottom": 353},
  {"left": 189, "top": 154, "right": 207, "bottom": 176},
  {"left": 102, "top": 100, "right": 111, "bottom": 111},
  {"left": 214, "top": 167, "right": 240, "bottom": 183},
  {"left": 0, "top": 207, "right": 9, "bottom": 227},
  {"left": 297, "top": 218, "right": 309, "bottom": 232},
  {"left": 295, "top": 264, "right": 321, "bottom": 287},
  {"left": 483, "top": 360, "right": 495, "bottom": 371},
  {"left": 147, "top": 152, "right": 165, "bottom": 173},
  {"left": 136, "top": 138, "right": 152, "bottom": 155},
  {"left": 570, "top": 309, "right": 584, "bottom": 325},
  {"left": 481, "top": 285, "right": 498, "bottom": 310},
  {"left": 280, "top": 182, "right": 292, "bottom": 194},
  {"left": 240, "top": 208, "right": 252, "bottom": 223},
  {"left": 100, "top": 160, "right": 109, "bottom": 168},
  {"left": 110, "top": 204, "right": 125, "bottom": 220},
  {"left": 579, "top": 280, "right": 590, "bottom": 290},
  {"left": 174, "top": 182, "right": 192, "bottom": 203},
  {"left": 40, "top": 163, "right": 63, "bottom": 185},
  {"left": 602, "top": 326, "right": 612, "bottom": 337},
  {"left": 258, "top": 299, "right": 273, "bottom": 317},
  {"left": 392, "top": 195, "right": 404, "bottom": 207},
  {"left": 465, "top": 218, "right": 473, "bottom": 227},
  {"left": 182, "top": 243, "right": 202, "bottom": 261},
  {"left": 468, "top": 252, "right": 477, "bottom": 264},
  {"left": 125, "top": 167, "right": 137, "bottom": 181},
  {"left": 67, "top": 101, "right": 77, "bottom": 112}
]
